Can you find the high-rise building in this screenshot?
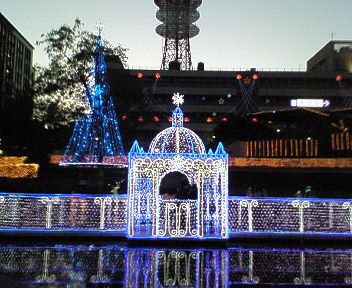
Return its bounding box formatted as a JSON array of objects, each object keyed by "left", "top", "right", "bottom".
[
  {"left": 0, "top": 13, "right": 34, "bottom": 150},
  {"left": 307, "top": 41, "right": 352, "bottom": 73}
]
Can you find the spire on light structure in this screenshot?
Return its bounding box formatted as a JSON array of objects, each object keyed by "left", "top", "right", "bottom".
[
  {"left": 172, "top": 92, "right": 184, "bottom": 128},
  {"left": 96, "top": 21, "right": 105, "bottom": 37}
]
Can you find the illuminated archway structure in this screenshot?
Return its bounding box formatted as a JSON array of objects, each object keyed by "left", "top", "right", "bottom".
[{"left": 127, "top": 99, "right": 228, "bottom": 239}]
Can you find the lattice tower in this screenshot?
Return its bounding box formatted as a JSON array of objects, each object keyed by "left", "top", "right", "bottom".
[{"left": 155, "top": 0, "right": 202, "bottom": 70}]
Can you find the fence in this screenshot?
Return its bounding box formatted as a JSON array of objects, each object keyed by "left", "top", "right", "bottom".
[
  {"left": 332, "top": 132, "right": 352, "bottom": 152},
  {"left": 0, "top": 193, "right": 127, "bottom": 232},
  {"left": 0, "top": 193, "right": 351, "bottom": 237},
  {"left": 229, "top": 197, "right": 352, "bottom": 235}
]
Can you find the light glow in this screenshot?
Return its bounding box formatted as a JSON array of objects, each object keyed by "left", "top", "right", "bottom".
[
  {"left": 127, "top": 98, "right": 228, "bottom": 239},
  {"left": 290, "top": 99, "right": 330, "bottom": 108},
  {"left": 172, "top": 92, "right": 184, "bottom": 107},
  {"left": 60, "top": 36, "right": 124, "bottom": 165}
]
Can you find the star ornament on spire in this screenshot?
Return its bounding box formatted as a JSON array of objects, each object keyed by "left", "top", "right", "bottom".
[
  {"left": 243, "top": 77, "right": 252, "bottom": 85},
  {"left": 172, "top": 92, "right": 184, "bottom": 107}
]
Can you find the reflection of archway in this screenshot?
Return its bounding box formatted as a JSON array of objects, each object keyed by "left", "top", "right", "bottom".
[{"left": 159, "top": 171, "right": 197, "bottom": 200}]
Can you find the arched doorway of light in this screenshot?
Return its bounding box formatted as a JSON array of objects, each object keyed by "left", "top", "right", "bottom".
[
  {"left": 159, "top": 171, "right": 198, "bottom": 200},
  {"left": 157, "top": 171, "right": 199, "bottom": 237}
]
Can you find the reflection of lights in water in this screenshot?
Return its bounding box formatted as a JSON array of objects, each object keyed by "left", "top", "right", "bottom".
[{"left": 0, "top": 245, "right": 351, "bottom": 286}]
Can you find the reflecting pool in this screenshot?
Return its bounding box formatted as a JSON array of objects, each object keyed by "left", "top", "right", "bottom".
[{"left": 0, "top": 243, "right": 352, "bottom": 287}]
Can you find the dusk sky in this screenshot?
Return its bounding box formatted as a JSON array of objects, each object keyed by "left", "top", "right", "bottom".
[{"left": 1, "top": 0, "right": 352, "bottom": 71}]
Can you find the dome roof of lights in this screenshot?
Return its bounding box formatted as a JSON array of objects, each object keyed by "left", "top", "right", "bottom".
[{"left": 148, "top": 94, "right": 206, "bottom": 154}]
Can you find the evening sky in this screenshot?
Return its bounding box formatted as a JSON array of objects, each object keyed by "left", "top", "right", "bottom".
[{"left": 1, "top": 0, "right": 352, "bottom": 70}]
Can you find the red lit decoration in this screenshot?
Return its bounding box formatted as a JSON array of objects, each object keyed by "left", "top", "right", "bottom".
[
  {"left": 221, "top": 117, "right": 228, "bottom": 122},
  {"left": 155, "top": 73, "right": 161, "bottom": 79},
  {"left": 138, "top": 116, "right": 144, "bottom": 122},
  {"left": 184, "top": 117, "right": 190, "bottom": 122},
  {"left": 122, "top": 115, "right": 127, "bottom": 121},
  {"left": 168, "top": 116, "right": 172, "bottom": 122},
  {"left": 236, "top": 74, "right": 242, "bottom": 79},
  {"left": 336, "top": 75, "right": 342, "bottom": 81},
  {"left": 252, "top": 74, "right": 258, "bottom": 79},
  {"left": 153, "top": 116, "right": 160, "bottom": 122},
  {"left": 251, "top": 118, "right": 258, "bottom": 123},
  {"left": 137, "top": 72, "right": 143, "bottom": 78},
  {"left": 206, "top": 117, "right": 213, "bottom": 123}
]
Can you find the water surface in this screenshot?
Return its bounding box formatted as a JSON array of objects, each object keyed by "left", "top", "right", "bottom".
[{"left": 0, "top": 242, "right": 351, "bottom": 287}]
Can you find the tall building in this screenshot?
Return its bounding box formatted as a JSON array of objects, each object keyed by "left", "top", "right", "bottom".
[
  {"left": 307, "top": 41, "right": 352, "bottom": 73},
  {"left": 0, "top": 13, "right": 34, "bottom": 150}
]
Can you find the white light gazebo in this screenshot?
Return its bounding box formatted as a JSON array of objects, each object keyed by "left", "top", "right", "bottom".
[{"left": 127, "top": 93, "right": 229, "bottom": 239}]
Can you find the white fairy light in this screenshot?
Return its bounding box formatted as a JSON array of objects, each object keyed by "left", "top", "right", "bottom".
[
  {"left": 128, "top": 93, "right": 228, "bottom": 239},
  {"left": 172, "top": 92, "right": 184, "bottom": 107}
]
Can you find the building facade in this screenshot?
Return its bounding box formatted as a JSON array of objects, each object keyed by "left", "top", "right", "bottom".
[
  {"left": 0, "top": 13, "right": 33, "bottom": 150},
  {"left": 107, "top": 43, "right": 352, "bottom": 148},
  {"left": 307, "top": 41, "right": 352, "bottom": 73}
]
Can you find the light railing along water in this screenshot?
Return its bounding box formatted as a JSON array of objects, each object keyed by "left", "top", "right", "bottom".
[
  {"left": 0, "top": 193, "right": 127, "bottom": 232},
  {"left": 229, "top": 196, "right": 352, "bottom": 236},
  {"left": 0, "top": 193, "right": 351, "bottom": 237}
]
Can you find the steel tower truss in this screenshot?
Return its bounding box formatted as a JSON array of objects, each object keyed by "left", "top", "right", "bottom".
[{"left": 155, "top": 0, "right": 202, "bottom": 70}]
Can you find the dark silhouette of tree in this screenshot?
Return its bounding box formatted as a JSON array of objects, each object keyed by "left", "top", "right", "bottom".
[{"left": 33, "top": 19, "right": 128, "bottom": 129}]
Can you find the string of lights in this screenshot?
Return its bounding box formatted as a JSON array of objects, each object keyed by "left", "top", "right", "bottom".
[
  {"left": 235, "top": 74, "right": 258, "bottom": 117},
  {"left": 336, "top": 75, "right": 352, "bottom": 108},
  {"left": 0, "top": 192, "right": 350, "bottom": 237},
  {"left": 128, "top": 73, "right": 259, "bottom": 125},
  {"left": 128, "top": 94, "right": 228, "bottom": 239}
]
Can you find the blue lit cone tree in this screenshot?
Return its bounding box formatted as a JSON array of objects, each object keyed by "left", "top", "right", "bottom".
[{"left": 60, "top": 35, "right": 124, "bottom": 166}]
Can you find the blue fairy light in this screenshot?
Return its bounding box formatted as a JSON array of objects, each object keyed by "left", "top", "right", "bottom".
[{"left": 60, "top": 34, "right": 124, "bottom": 165}]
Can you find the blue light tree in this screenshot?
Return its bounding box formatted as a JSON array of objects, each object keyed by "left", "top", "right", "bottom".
[{"left": 60, "top": 34, "right": 124, "bottom": 165}]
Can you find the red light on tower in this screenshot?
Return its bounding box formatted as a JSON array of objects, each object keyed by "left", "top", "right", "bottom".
[
  {"left": 221, "top": 117, "right": 228, "bottom": 122},
  {"left": 251, "top": 118, "right": 258, "bottom": 123},
  {"left": 206, "top": 117, "right": 213, "bottom": 123},
  {"left": 155, "top": 73, "right": 161, "bottom": 79},
  {"left": 336, "top": 75, "right": 342, "bottom": 81},
  {"left": 184, "top": 117, "right": 190, "bottom": 122},
  {"left": 122, "top": 115, "right": 127, "bottom": 121},
  {"left": 137, "top": 72, "right": 143, "bottom": 78},
  {"left": 153, "top": 116, "right": 160, "bottom": 122},
  {"left": 252, "top": 74, "right": 258, "bottom": 79},
  {"left": 236, "top": 74, "right": 242, "bottom": 79},
  {"left": 138, "top": 116, "right": 144, "bottom": 122},
  {"left": 168, "top": 116, "right": 172, "bottom": 122}
]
